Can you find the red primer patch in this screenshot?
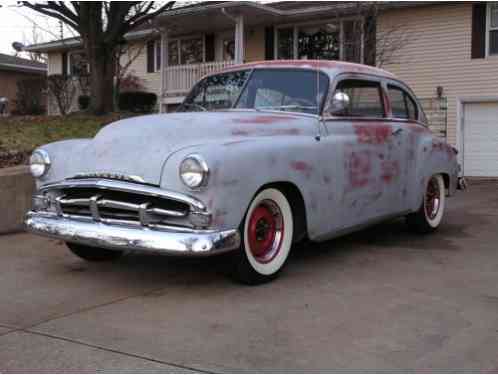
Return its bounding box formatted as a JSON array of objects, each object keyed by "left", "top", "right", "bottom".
[
  {"left": 354, "top": 124, "right": 392, "bottom": 145},
  {"left": 380, "top": 160, "right": 400, "bottom": 184},
  {"left": 232, "top": 115, "right": 297, "bottom": 124},
  {"left": 291, "top": 161, "right": 313, "bottom": 178},
  {"left": 349, "top": 150, "right": 372, "bottom": 188}
]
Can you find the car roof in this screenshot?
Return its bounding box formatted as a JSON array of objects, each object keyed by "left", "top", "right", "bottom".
[{"left": 219, "top": 60, "right": 396, "bottom": 79}]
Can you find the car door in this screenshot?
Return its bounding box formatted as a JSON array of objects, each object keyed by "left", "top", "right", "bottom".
[
  {"left": 385, "top": 81, "right": 428, "bottom": 212},
  {"left": 322, "top": 75, "right": 405, "bottom": 230}
]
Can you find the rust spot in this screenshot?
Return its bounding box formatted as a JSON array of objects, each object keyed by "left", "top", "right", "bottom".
[
  {"left": 269, "top": 128, "right": 300, "bottom": 136},
  {"left": 354, "top": 123, "right": 392, "bottom": 145},
  {"left": 380, "top": 160, "right": 400, "bottom": 184},
  {"left": 291, "top": 161, "right": 313, "bottom": 178},
  {"left": 323, "top": 175, "right": 331, "bottom": 184},
  {"left": 349, "top": 150, "right": 372, "bottom": 188},
  {"left": 378, "top": 153, "right": 385, "bottom": 160},
  {"left": 232, "top": 115, "right": 297, "bottom": 125}
]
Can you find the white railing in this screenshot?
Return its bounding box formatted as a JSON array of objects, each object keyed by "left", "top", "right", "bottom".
[{"left": 163, "top": 60, "right": 235, "bottom": 97}]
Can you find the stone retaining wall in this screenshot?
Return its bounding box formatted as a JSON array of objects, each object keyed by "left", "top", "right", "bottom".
[{"left": 0, "top": 166, "right": 35, "bottom": 234}]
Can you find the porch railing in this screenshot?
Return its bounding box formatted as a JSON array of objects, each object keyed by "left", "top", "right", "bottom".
[{"left": 163, "top": 60, "right": 235, "bottom": 97}]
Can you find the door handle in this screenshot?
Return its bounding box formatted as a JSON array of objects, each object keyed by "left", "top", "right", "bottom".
[{"left": 392, "top": 128, "right": 403, "bottom": 136}]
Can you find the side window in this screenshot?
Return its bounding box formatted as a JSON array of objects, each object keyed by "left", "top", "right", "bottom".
[
  {"left": 334, "top": 79, "right": 385, "bottom": 118},
  {"left": 387, "top": 85, "right": 418, "bottom": 121}
]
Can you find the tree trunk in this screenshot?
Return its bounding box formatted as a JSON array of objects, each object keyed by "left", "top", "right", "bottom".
[{"left": 88, "top": 43, "right": 115, "bottom": 115}]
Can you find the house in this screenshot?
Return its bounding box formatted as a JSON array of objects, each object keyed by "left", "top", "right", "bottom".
[
  {"left": 0, "top": 53, "right": 46, "bottom": 115},
  {"left": 25, "top": 1, "right": 498, "bottom": 177}
]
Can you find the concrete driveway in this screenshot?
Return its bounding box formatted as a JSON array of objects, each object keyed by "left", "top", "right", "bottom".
[{"left": 1, "top": 182, "right": 497, "bottom": 372}]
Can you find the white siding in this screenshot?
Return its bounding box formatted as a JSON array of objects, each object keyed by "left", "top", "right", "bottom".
[
  {"left": 47, "top": 52, "right": 62, "bottom": 75},
  {"left": 378, "top": 3, "right": 498, "bottom": 146},
  {"left": 120, "top": 40, "right": 160, "bottom": 96}
]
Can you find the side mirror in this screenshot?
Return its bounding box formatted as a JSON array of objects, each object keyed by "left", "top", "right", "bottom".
[{"left": 328, "top": 91, "right": 350, "bottom": 116}]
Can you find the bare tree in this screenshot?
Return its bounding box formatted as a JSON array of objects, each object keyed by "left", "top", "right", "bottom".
[
  {"left": 16, "top": 24, "right": 48, "bottom": 63},
  {"left": 47, "top": 74, "right": 77, "bottom": 116},
  {"left": 22, "top": 2, "right": 175, "bottom": 115}
]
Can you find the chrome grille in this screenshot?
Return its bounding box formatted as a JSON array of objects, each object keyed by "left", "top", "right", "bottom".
[{"left": 36, "top": 179, "right": 210, "bottom": 229}]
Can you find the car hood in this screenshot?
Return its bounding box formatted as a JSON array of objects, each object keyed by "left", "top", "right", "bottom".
[{"left": 76, "top": 111, "right": 313, "bottom": 184}]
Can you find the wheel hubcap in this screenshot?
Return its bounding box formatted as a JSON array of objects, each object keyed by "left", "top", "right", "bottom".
[
  {"left": 248, "top": 199, "right": 284, "bottom": 264},
  {"left": 425, "top": 177, "right": 441, "bottom": 220}
]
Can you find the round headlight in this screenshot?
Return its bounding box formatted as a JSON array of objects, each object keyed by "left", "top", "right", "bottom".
[
  {"left": 179, "top": 154, "right": 209, "bottom": 189},
  {"left": 29, "top": 149, "right": 51, "bottom": 178}
]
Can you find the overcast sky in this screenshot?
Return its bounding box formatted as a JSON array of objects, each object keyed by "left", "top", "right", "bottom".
[{"left": 0, "top": 1, "right": 77, "bottom": 57}]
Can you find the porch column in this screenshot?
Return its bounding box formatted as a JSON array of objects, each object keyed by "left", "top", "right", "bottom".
[
  {"left": 159, "top": 28, "right": 169, "bottom": 113},
  {"left": 234, "top": 15, "right": 245, "bottom": 63}
]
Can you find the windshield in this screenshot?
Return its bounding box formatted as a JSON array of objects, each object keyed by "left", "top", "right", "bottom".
[{"left": 178, "top": 68, "right": 329, "bottom": 115}]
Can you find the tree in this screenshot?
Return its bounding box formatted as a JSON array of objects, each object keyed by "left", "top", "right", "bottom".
[
  {"left": 22, "top": 2, "right": 175, "bottom": 115},
  {"left": 47, "top": 74, "right": 77, "bottom": 116}
]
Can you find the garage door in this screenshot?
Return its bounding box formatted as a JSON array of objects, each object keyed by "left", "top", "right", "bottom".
[{"left": 463, "top": 102, "right": 498, "bottom": 177}]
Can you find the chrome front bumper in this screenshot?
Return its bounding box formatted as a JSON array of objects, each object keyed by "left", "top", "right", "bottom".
[{"left": 25, "top": 211, "right": 240, "bottom": 256}]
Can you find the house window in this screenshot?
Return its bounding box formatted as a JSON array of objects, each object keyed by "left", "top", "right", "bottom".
[
  {"left": 167, "top": 37, "right": 205, "bottom": 66},
  {"left": 488, "top": 2, "right": 498, "bottom": 55},
  {"left": 275, "top": 20, "right": 363, "bottom": 63},
  {"left": 68, "top": 51, "right": 89, "bottom": 76}
]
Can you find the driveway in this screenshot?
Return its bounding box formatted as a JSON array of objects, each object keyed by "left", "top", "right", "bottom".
[{"left": 1, "top": 182, "right": 497, "bottom": 372}]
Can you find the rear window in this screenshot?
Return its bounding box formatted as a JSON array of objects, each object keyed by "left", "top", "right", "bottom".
[
  {"left": 334, "top": 79, "right": 385, "bottom": 118},
  {"left": 387, "top": 84, "right": 418, "bottom": 121}
]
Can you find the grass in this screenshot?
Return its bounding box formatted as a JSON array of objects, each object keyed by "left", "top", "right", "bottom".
[{"left": 0, "top": 113, "right": 130, "bottom": 168}]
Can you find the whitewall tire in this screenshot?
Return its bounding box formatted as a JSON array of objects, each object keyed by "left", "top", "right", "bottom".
[
  {"left": 233, "top": 188, "right": 294, "bottom": 284},
  {"left": 407, "top": 174, "right": 446, "bottom": 233}
]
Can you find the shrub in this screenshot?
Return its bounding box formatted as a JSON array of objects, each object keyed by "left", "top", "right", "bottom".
[
  {"left": 118, "top": 91, "right": 157, "bottom": 113},
  {"left": 14, "top": 78, "right": 46, "bottom": 115},
  {"left": 47, "top": 74, "right": 77, "bottom": 116},
  {"left": 78, "top": 95, "right": 90, "bottom": 110}
]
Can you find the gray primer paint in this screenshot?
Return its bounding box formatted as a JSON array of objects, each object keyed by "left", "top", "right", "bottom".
[{"left": 34, "top": 62, "right": 459, "bottom": 242}]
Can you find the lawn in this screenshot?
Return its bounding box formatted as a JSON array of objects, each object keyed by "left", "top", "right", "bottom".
[{"left": 0, "top": 114, "right": 127, "bottom": 168}]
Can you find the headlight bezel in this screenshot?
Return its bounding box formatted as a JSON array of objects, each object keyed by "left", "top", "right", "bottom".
[
  {"left": 29, "top": 149, "right": 51, "bottom": 178},
  {"left": 179, "top": 154, "right": 209, "bottom": 189}
]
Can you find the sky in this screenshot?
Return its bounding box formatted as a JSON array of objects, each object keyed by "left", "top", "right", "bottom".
[{"left": 0, "top": 1, "right": 76, "bottom": 57}]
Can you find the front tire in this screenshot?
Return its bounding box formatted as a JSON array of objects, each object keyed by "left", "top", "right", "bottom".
[
  {"left": 406, "top": 174, "right": 446, "bottom": 233},
  {"left": 66, "top": 242, "right": 123, "bottom": 262},
  {"left": 232, "top": 188, "right": 294, "bottom": 285}
]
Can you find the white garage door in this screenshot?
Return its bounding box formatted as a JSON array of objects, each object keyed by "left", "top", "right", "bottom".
[{"left": 463, "top": 102, "right": 498, "bottom": 177}]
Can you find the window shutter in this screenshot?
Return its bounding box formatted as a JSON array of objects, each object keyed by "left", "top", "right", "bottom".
[
  {"left": 363, "top": 16, "right": 376, "bottom": 66},
  {"left": 62, "top": 52, "right": 68, "bottom": 77},
  {"left": 146, "top": 40, "right": 155, "bottom": 73},
  {"left": 472, "top": 3, "right": 487, "bottom": 59},
  {"left": 205, "top": 34, "right": 215, "bottom": 62},
  {"left": 265, "top": 26, "right": 275, "bottom": 60}
]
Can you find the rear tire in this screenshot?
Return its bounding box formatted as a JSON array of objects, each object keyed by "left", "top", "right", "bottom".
[
  {"left": 232, "top": 188, "right": 294, "bottom": 285},
  {"left": 66, "top": 242, "right": 123, "bottom": 262},
  {"left": 406, "top": 174, "right": 446, "bottom": 234}
]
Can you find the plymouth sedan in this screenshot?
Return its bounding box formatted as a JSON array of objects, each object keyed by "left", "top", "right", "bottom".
[{"left": 25, "top": 60, "right": 463, "bottom": 284}]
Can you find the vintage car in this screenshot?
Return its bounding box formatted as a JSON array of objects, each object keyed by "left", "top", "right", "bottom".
[{"left": 25, "top": 60, "right": 464, "bottom": 284}]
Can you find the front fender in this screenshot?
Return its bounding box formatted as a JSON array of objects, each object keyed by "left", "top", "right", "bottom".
[
  {"left": 160, "top": 136, "right": 324, "bottom": 233},
  {"left": 32, "top": 139, "right": 92, "bottom": 188}
]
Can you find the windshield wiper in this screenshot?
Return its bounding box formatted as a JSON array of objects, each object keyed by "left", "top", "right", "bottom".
[{"left": 256, "top": 105, "right": 317, "bottom": 112}]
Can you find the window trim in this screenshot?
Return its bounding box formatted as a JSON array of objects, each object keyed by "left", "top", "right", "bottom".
[
  {"left": 486, "top": 2, "right": 498, "bottom": 57},
  {"left": 325, "top": 75, "right": 386, "bottom": 120},
  {"left": 273, "top": 17, "right": 364, "bottom": 63},
  {"left": 67, "top": 50, "right": 89, "bottom": 76},
  {"left": 166, "top": 34, "right": 206, "bottom": 67},
  {"left": 386, "top": 83, "right": 419, "bottom": 121}
]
